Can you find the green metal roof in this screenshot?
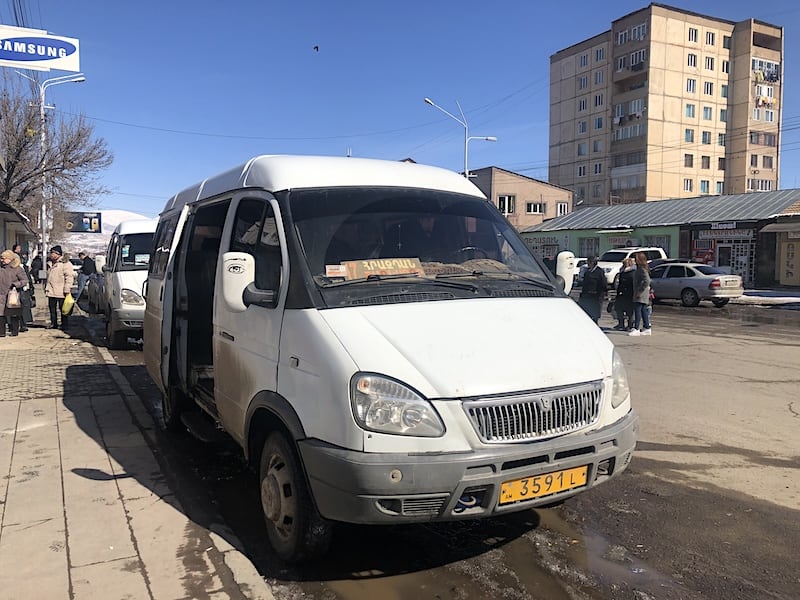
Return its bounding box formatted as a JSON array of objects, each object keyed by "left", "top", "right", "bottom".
[{"left": 522, "top": 189, "right": 800, "bottom": 233}]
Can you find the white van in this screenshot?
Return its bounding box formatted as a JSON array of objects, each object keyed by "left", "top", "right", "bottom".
[
  {"left": 101, "top": 219, "right": 158, "bottom": 348},
  {"left": 143, "top": 155, "right": 637, "bottom": 562}
]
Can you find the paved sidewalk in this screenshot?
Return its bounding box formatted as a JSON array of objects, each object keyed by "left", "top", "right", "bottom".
[{"left": 0, "top": 288, "right": 273, "bottom": 600}]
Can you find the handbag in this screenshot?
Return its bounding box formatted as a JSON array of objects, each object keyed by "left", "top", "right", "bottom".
[
  {"left": 606, "top": 299, "right": 615, "bottom": 314},
  {"left": 62, "top": 292, "right": 75, "bottom": 316},
  {"left": 6, "top": 287, "right": 21, "bottom": 309},
  {"left": 29, "top": 291, "right": 36, "bottom": 308}
]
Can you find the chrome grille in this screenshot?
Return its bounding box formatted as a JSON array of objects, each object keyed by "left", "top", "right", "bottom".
[
  {"left": 402, "top": 496, "right": 447, "bottom": 516},
  {"left": 463, "top": 381, "right": 603, "bottom": 443}
]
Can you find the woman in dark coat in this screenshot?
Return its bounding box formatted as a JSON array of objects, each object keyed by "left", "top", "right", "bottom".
[
  {"left": 614, "top": 257, "right": 636, "bottom": 330},
  {"left": 0, "top": 250, "right": 29, "bottom": 336},
  {"left": 578, "top": 255, "right": 607, "bottom": 324},
  {"left": 15, "top": 253, "right": 35, "bottom": 331}
]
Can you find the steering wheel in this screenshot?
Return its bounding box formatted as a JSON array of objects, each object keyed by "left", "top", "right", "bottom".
[{"left": 452, "top": 246, "right": 489, "bottom": 261}]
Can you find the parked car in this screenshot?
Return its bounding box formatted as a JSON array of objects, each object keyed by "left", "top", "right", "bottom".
[
  {"left": 598, "top": 246, "right": 668, "bottom": 286},
  {"left": 649, "top": 262, "right": 743, "bottom": 307}
]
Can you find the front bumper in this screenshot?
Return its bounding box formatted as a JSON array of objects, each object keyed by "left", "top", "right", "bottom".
[
  {"left": 109, "top": 306, "right": 145, "bottom": 332},
  {"left": 299, "top": 409, "right": 638, "bottom": 524}
]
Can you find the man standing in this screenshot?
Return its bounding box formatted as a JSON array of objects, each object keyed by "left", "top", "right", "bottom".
[
  {"left": 75, "top": 251, "right": 96, "bottom": 300},
  {"left": 45, "top": 245, "right": 75, "bottom": 329},
  {"left": 578, "top": 255, "right": 608, "bottom": 325}
]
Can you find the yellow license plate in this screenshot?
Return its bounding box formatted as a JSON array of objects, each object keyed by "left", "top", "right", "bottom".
[{"left": 499, "top": 465, "right": 589, "bottom": 505}]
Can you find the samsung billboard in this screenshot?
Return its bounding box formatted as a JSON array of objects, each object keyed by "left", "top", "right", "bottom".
[{"left": 0, "top": 24, "right": 80, "bottom": 72}]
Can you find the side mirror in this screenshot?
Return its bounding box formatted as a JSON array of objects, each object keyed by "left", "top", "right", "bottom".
[{"left": 555, "top": 251, "right": 575, "bottom": 294}]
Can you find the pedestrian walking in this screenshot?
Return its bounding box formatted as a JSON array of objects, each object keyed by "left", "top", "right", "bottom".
[
  {"left": 75, "top": 251, "right": 96, "bottom": 300},
  {"left": 45, "top": 245, "right": 75, "bottom": 330},
  {"left": 30, "top": 253, "right": 43, "bottom": 284},
  {"left": 578, "top": 255, "right": 607, "bottom": 324},
  {"left": 628, "top": 252, "right": 652, "bottom": 336},
  {"left": 0, "top": 250, "right": 29, "bottom": 336},
  {"left": 613, "top": 257, "right": 636, "bottom": 331}
]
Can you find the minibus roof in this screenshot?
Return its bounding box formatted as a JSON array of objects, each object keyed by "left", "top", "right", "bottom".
[
  {"left": 161, "top": 155, "right": 485, "bottom": 214},
  {"left": 113, "top": 219, "right": 158, "bottom": 235}
]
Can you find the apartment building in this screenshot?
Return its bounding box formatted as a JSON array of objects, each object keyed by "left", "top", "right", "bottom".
[{"left": 549, "top": 3, "right": 783, "bottom": 206}]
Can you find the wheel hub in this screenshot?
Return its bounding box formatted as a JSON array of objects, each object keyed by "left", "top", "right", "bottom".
[{"left": 261, "top": 471, "right": 281, "bottom": 521}]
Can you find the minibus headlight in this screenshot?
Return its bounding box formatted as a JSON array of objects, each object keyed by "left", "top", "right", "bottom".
[
  {"left": 120, "top": 289, "right": 145, "bottom": 305},
  {"left": 351, "top": 374, "right": 445, "bottom": 437},
  {"left": 611, "top": 350, "right": 631, "bottom": 408}
]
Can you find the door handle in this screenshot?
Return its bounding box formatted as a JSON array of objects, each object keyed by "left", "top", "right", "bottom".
[{"left": 220, "top": 331, "right": 235, "bottom": 342}]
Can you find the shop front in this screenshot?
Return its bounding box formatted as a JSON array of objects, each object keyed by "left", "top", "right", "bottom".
[
  {"left": 691, "top": 222, "right": 756, "bottom": 284},
  {"left": 759, "top": 221, "right": 800, "bottom": 286}
]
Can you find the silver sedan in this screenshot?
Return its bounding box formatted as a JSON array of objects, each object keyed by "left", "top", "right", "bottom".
[{"left": 649, "top": 262, "right": 744, "bottom": 307}]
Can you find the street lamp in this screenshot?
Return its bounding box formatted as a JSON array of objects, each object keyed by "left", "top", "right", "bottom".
[
  {"left": 424, "top": 97, "right": 496, "bottom": 178},
  {"left": 16, "top": 71, "right": 86, "bottom": 266}
]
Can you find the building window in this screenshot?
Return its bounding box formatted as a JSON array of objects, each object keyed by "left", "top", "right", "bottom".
[
  {"left": 630, "top": 98, "right": 644, "bottom": 113},
  {"left": 687, "top": 53, "right": 697, "bottom": 67},
  {"left": 706, "top": 31, "right": 715, "bottom": 45},
  {"left": 578, "top": 121, "right": 587, "bottom": 134},
  {"left": 705, "top": 56, "right": 715, "bottom": 70},
  {"left": 617, "top": 30, "right": 629, "bottom": 45},
  {"left": 631, "top": 23, "right": 647, "bottom": 40},
  {"left": 687, "top": 78, "right": 696, "bottom": 93},
  {"left": 700, "top": 180, "right": 710, "bottom": 194},
  {"left": 594, "top": 93, "right": 604, "bottom": 107},
  {"left": 716, "top": 181, "right": 724, "bottom": 194},
  {"left": 685, "top": 103, "right": 695, "bottom": 118},
  {"left": 527, "top": 202, "right": 546, "bottom": 214},
  {"left": 593, "top": 162, "right": 603, "bottom": 175},
  {"left": 703, "top": 81, "right": 714, "bottom": 95},
  {"left": 498, "top": 195, "right": 515, "bottom": 214},
  {"left": 720, "top": 109, "right": 728, "bottom": 122},
  {"left": 753, "top": 107, "right": 761, "bottom": 121},
  {"left": 684, "top": 154, "right": 694, "bottom": 167},
  {"left": 685, "top": 128, "right": 695, "bottom": 142},
  {"left": 614, "top": 103, "right": 625, "bottom": 118},
  {"left": 718, "top": 157, "right": 726, "bottom": 170},
  {"left": 578, "top": 237, "right": 599, "bottom": 257},
  {"left": 702, "top": 131, "right": 711, "bottom": 144},
  {"left": 763, "top": 155, "right": 773, "bottom": 169},
  {"left": 577, "top": 142, "right": 587, "bottom": 156},
  {"left": 684, "top": 178, "right": 694, "bottom": 192},
  {"left": 616, "top": 56, "right": 627, "bottom": 71},
  {"left": 578, "top": 98, "right": 587, "bottom": 112},
  {"left": 595, "top": 48, "right": 605, "bottom": 61},
  {"left": 701, "top": 155, "right": 710, "bottom": 169},
  {"left": 579, "top": 75, "right": 588, "bottom": 89},
  {"left": 747, "top": 179, "right": 773, "bottom": 192},
  {"left": 750, "top": 154, "right": 758, "bottom": 167},
  {"left": 579, "top": 54, "right": 588, "bottom": 67},
  {"left": 689, "top": 27, "right": 698, "bottom": 42},
  {"left": 593, "top": 140, "right": 603, "bottom": 152},
  {"left": 594, "top": 70, "right": 604, "bottom": 84},
  {"left": 721, "top": 84, "right": 728, "bottom": 98},
  {"left": 765, "top": 110, "right": 775, "bottom": 122},
  {"left": 723, "top": 35, "right": 731, "bottom": 49},
  {"left": 576, "top": 186, "right": 585, "bottom": 200},
  {"left": 578, "top": 165, "right": 586, "bottom": 177},
  {"left": 594, "top": 116, "right": 603, "bottom": 129},
  {"left": 630, "top": 49, "right": 646, "bottom": 66},
  {"left": 718, "top": 133, "right": 726, "bottom": 146},
  {"left": 756, "top": 84, "right": 774, "bottom": 97},
  {"left": 592, "top": 184, "right": 602, "bottom": 198},
  {"left": 722, "top": 60, "right": 730, "bottom": 74},
  {"left": 557, "top": 202, "right": 568, "bottom": 216},
  {"left": 703, "top": 106, "right": 712, "bottom": 120}
]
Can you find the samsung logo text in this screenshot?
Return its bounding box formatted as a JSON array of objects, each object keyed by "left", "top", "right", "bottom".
[{"left": 0, "top": 36, "right": 76, "bottom": 61}]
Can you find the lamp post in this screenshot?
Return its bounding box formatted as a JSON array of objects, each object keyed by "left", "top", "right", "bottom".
[
  {"left": 16, "top": 71, "right": 86, "bottom": 264},
  {"left": 424, "top": 97, "right": 496, "bottom": 178}
]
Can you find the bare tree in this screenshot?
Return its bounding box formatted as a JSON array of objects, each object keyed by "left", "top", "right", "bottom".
[{"left": 0, "top": 75, "right": 113, "bottom": 234}]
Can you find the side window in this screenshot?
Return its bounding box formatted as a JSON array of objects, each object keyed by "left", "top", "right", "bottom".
[
  {"left": 106, "top": 236, "right": 119, "bottom": 271},
  {"left": 645, "top": 250, "right": 661, "bottom": 260},
  {"left": 650, "top": 266, "right": 666, "bottom": 279},
  {"left": 666, "top": 266, "right": 686, "bottom": 278},
  {"left": 230, "top": 198, "right": 282, "bottom": 290},
  {"left": 150, "top": 214, "right": 179, "bottom": 279}
]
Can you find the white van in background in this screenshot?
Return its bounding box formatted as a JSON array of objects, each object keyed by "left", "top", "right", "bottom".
[
  {"left": 143, "top": 155, "right": 638, "bottom": 562},
  {"left": 101, "top": 219, "right": 158, "bottom": 348}
]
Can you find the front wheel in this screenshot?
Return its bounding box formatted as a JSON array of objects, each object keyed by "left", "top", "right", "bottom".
[
  {"left": 106, "top": 317, "right": 127, "bottom": 349},
  {"left": 259, "top": 432, "right": 332, "bottom": 563},
  {"left": 711, "top": 298, "right": 730, "bottom": 308},
  {"left": 680, "top": 288, "right": 700, "bottom": 307}
]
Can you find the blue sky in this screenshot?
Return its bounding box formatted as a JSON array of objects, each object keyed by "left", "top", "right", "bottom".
[{"left": 2, "top": 0, "right": 799, "bottom": 218}]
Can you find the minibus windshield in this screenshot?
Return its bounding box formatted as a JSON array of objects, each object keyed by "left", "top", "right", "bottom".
[
  {"left": 290, "top": 187, "right": 552, "bottom": 292},
  {"left": 118, "top": 233, "right": 154, "bottom": 271}
]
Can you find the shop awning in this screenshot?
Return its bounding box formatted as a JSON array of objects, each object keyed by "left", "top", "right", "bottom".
[{"left": 760, "top": 222, "right": 800, "bottom": 233}]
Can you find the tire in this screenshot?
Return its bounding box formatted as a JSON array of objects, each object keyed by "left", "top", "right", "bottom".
[
  {"left": 259, "top": 432, "right": 332, "bottom": 563},
  {"left": 680, "top": 288, "right": 700, "bottom": 307},
  {"left": 160, "top": 387, "right": 186, "bottom": 432},
  {"left": 711, "top": 298, "right": 730, "bottom": 308},
  {"left": 106, "top": 317, "right": 127, "bottom": 349}
]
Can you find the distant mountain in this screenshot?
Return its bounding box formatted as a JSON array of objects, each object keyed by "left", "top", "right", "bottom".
[{"left": 56, "top": 209, "right": 152, "bottom": 257}]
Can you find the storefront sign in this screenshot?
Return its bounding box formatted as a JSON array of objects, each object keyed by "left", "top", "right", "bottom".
[
  {"left": 698, "top": 229, "right": 753, "bottom": 239},
  {"left": 0, "top": 24, "right": 80, "bottom": 72},
  {"left": 710, "top": 222, "right": 737, "bottom": 230}
]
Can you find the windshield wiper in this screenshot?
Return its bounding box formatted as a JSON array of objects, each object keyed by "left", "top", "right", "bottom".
[
  {"left": 319, "top": 272, "right": 479, "bottom": 292},
  {"left": 436, "top": 271, "right": 555, "bottom": 291}
]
